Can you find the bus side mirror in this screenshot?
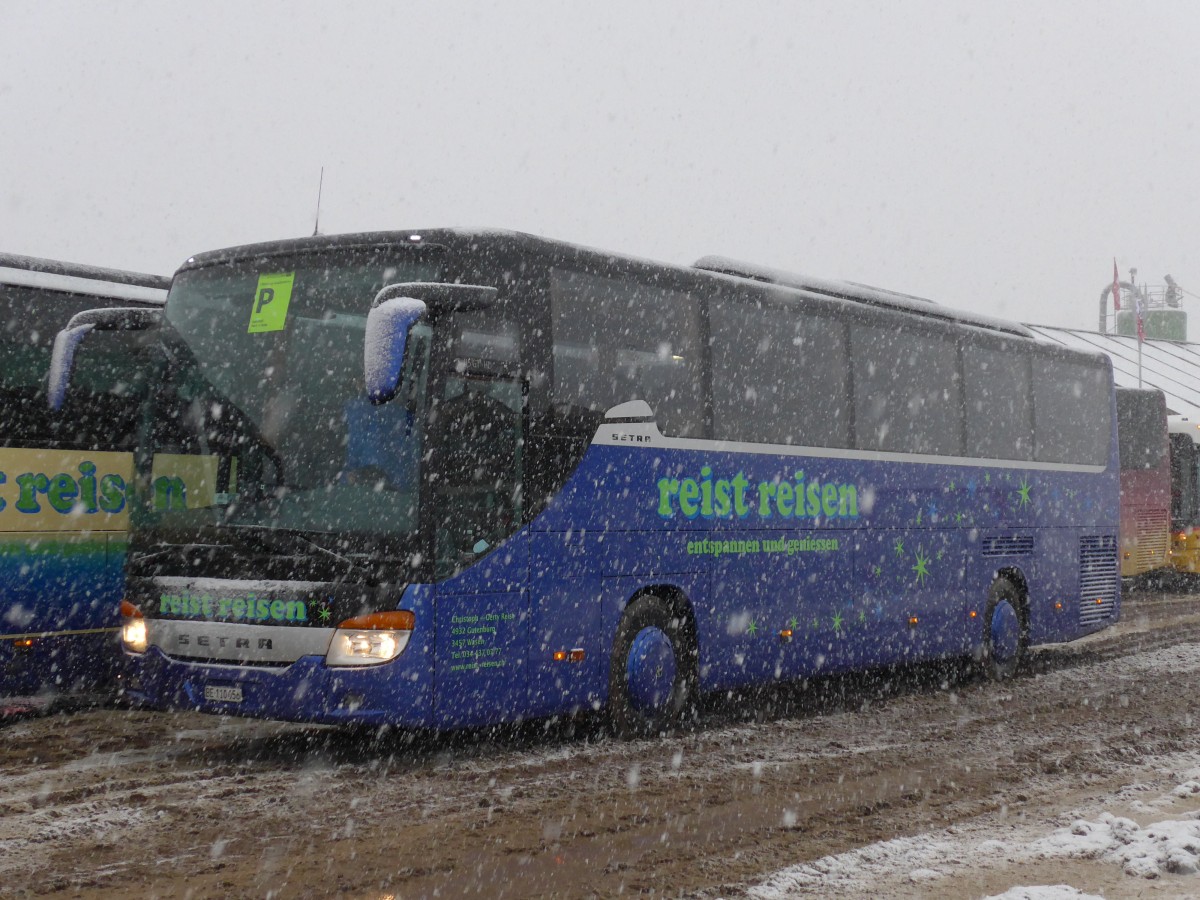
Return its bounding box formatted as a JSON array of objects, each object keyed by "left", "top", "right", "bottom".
[
  {"left": 365, "top": 295, "right": 427, "bottom": 404},
  {"left": 365, "top": 282, "right": 498, "bottom": 404},
  {"left": 48, "top": 306, "right": 161, "bottom": 411}
]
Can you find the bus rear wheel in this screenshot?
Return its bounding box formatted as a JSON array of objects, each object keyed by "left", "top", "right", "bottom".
[
  {"left": 608, "top": 596, "right": 696, "bottom": 739},
  {"left": 981, "top": 577, "right": 1027, "bottom": 681}
]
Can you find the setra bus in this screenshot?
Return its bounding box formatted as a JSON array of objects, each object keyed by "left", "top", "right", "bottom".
[
  {"left": 1, "top": 253, "right": 168, "bottom": 696},
  {"left": 53, "top": 230, "right": 1120, "bottom": 735},
  {"left": 1115, "top": 388, "right": 1170, "bottom": 578}
]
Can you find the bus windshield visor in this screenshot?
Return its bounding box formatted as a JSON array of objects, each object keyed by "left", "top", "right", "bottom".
[{"left": 146, "top": 247, "right": 441, "bottom": 536}]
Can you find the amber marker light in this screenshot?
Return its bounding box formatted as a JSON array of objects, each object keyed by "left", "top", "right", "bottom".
[
  {"left": 569, "top": 648, "right": 586, "bottom": 662},
  {"left": 779, "top": 629, "right": 794, "bottom": 643},
  {"left": 553, "top": 650, "right": 568, "bottom": 662},
  {"left": 969, "top": 610, "right": 977, "bottom": 619},
  {"left": 120, "top": 600, "right": 147, "bottom": 654},
  {"left": 326, "top": 610, "right": 415, "bottom": 667},
  {"left": 908, "top": 617, "right": 919, "bottom": 626},
  {"left": 1055, "top": 601, "right": 1064, "bottom": 610},
  {"left": 14, "top": 638, "right": 34, "bottom": 649}
]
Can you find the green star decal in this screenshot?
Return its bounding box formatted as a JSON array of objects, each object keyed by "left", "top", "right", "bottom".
[
  {"left": 318, "top": 606, "right": 332, "bottom": 623},
  {"left": 936, "top": 547, "right": 946, "bottom": 561},
  {"left": 912, "top": 547, "right": 931, "bottom": 586},
  {"left": 915, "top": 509, "right": 923, "bottom": 525},
  {"left": 831, "top": 611, "right": 843, "bottom": 634},
  {"left": 1015, "top": 478, "right": 1032, "bottom": 509},
  {"left": 984, "top": 473, "right": 991, "bottom": 484},
  {"left": 857, "top": 610, "right": 867, "bottom": 625},
  {"left": 948, "top": 480, "right": 956, "bottom": 491},
  {"left": 789, "top": 616, "right": 799, "bottom": 630},
  {"left": 954, "top": 511, "right": 965, "bottom": 524},
  {"left": 747, "top": 619, "right": 759, "bottom": 636},
  {"left": 894, "top": 538, "right": 905, "bottom": 556},
  {"left": 811, "top": 616, "right": 820, "bottom": 630},
  {"left": 872, "top": 564, "right": 882, "bottom": 577}
]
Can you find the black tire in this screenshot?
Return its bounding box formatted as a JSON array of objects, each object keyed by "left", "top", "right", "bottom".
[
  {"left": 608, "top": 596, "right": 696, "bottom": 739},
  {"left": 980, "top": 577, "right": 1027, "bottom": 681}
]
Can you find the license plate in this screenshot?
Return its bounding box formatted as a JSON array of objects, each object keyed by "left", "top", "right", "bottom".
[{"left": 203, "top": 684, "right": 243, "bottom": 704}]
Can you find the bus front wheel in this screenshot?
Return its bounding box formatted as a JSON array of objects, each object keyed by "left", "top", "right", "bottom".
[
  {"left": 608, "top": 596, "right": 696, "bottom": 739},
  {"left": 980, "top": 577, "right": 1027, "bottom": 681}
]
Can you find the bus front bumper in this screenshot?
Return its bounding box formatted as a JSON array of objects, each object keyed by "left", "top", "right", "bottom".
[{"left": 124, "top": 646, "right": 433, "bottom": 727}]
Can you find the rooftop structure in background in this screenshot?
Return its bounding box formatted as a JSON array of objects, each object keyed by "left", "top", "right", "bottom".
[
  {"left": 1028, "top": 325, "right": 1200, "bottom": 413},
  {"left": 1098, "top": 266, "right": 1188, "bottom": 341}
]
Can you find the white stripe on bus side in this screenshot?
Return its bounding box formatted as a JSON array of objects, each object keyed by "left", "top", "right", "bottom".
[
  {"left": 592, "top": 422, "right": 1108, "bottom": 474},
  {"left": 0, "top": 266, "right": 168, "bottom": 304}
]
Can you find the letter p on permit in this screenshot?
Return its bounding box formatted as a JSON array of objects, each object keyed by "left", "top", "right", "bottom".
[{"left": 248, "top": 272, "right": 295, "bottom": 334}]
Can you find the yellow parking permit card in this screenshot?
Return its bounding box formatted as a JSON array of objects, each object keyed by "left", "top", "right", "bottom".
[{"left": 247, "top": 272, "right": 295, "bottom": 334}]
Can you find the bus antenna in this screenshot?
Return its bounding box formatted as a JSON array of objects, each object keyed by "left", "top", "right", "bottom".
[{"left": 312, "top": 167, "right": 325, "bottom": 236}]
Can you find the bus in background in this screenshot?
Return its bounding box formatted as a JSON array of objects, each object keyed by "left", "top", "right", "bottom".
[
  {"left": 1, "top": 254, "right": 168, "bottom": 697},
  {"left": 57, "top": 230, "right": 1119, "bottom": 736},
  {"left": 1168, "top": 413, "right": 1200, "bottom": 573},
  {"left": 1115, "top": 388, "right": 1170, "bottom": 578}
]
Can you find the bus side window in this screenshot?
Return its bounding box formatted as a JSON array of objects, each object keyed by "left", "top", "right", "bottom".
[{"left": 549, "top": 267, "right": 705, "bottom": 438}]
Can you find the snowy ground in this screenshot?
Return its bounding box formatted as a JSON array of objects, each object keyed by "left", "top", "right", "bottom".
[
  {"left": 743, "top": 615, "right": 1200, "bottom": 900},
  {"left": 750, "top": 745, "right": 1200, "bottom": 899},
  {"left": 3, "top": 590, "right": 1200, "bottom": 898}
]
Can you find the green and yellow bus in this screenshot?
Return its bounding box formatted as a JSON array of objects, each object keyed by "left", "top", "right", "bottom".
[{"left": 1, "top": 253, "right": 168, "bottom": 697}]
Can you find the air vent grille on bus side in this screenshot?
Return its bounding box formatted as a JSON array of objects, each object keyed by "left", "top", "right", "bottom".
[
  {"left": 1135, "top": 509, "right": 1170, "bottom": 570},
  {"left": 981, "top": 535, "right": 1035, "bottom": 557},
  {"left": 1079, "top": 535, "right": 1118, "bottom": 626}
]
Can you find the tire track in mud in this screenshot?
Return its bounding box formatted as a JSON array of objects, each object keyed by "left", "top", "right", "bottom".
[{"left": 2, "top": 593, "right": 1200, "bottom": 898}]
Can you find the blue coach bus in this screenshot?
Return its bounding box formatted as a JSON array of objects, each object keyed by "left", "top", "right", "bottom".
[
  {"left": 52, "top": 230, "right": 1119, "bottom": 735},
  {"left": 1, "top": 254, "right": 168, "bottom": 696}
]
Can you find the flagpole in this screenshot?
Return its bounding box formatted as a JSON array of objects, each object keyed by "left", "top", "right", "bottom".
[{"left": 1137, "top": 284, "right": 1145, "bottom": 387}]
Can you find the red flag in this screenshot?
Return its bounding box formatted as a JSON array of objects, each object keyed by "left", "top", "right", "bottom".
[
  {"left": 1112, "top": 258, "right": 1122, "bottom": 312},
  {"left": 1137, "top": 291, "right": 1146, "bottom": 343}
]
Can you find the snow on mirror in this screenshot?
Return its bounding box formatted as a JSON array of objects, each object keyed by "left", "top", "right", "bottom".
[
  {"left": 365, "top": 282, "right": 499, "bottom": 403},
  {"left": 47, "top": 306, "right": 161, "bottom": 410},
  {"left": 364, "top": 293, "right": 427, "bottom": 403}
]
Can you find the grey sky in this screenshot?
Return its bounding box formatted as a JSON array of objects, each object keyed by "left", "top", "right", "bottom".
[{"left": 3, "top": 1, "right": 1197, "bottom": 329}]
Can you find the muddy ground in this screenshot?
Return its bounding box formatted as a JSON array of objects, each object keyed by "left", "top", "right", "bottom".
[{"left": 4, "top": 587, "right": 1200, "bottom": 899}]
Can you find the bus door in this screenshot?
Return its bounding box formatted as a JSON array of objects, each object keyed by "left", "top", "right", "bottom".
[{"left": 430, "top": 353, "right": 531, "bottom": 726}]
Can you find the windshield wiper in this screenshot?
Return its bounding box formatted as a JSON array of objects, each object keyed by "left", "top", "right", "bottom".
[{"left": 223, "top": 524, "right": 371, "bottom": 583}]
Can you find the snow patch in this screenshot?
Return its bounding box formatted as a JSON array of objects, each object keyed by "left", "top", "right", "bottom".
[
  {"left": 749, "top": 764, "right": 1200, "bottom": 898},
  {"left": 983, "top": 888, "right": 1104, "bottom": 900}
]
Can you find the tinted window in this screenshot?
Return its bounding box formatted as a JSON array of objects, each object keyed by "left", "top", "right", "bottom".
[
  {"left": 853, "top": 324, "right": 962, "bottom": 455},
  {"left": 710, "top": 297, "right": 849, "bottom": 447},
  {"left": 551, "top": 268, "right": 704, "bottom": 438},
  {"left": 963, "top": 343, "right": 1033, "bottom": 460},
  {"left": 1116, "top": 389, "right": 1166, "bottom": 470},
  {"left": 0, "top": 286, "right": 155, "bottom": 451},
  {"left": 1032, "top": 357, "right": 1111, "bottom": 465}
]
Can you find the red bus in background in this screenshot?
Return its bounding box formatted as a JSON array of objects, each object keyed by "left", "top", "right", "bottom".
[{"left": 1116, "top": 388, "right": 1170, "bottom": 578}]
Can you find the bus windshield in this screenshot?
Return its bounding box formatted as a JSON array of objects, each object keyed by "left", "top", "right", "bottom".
[{"left": 145, "top": 248, "right": 441, "bottom": 539}]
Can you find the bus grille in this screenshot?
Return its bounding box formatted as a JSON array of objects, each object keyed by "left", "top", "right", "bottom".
[
  {"left": 981, "top": 535, "right": 1034, "bottom": 557},
  {"left": 1080, "top": 535, "right": 1118, "bottom": 626},
  {"left": 1135, "top": 508, "right": 1170, "bottom": 570}
]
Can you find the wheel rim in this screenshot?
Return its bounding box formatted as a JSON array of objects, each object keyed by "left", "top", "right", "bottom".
[
  {"left": 625, "top": 626, "right": 677, "bottom": 712},
  {"left": 990, "top": 599, "right": 1021, "bottom": 663}
]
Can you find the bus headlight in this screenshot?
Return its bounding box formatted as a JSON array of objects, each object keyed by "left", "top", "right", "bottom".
[
  {"left": 120, "top": 600, "right": 147, "bottom": 654},
  {"left": 326, "top": 611, "right": 414, "bottom": 667}
]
